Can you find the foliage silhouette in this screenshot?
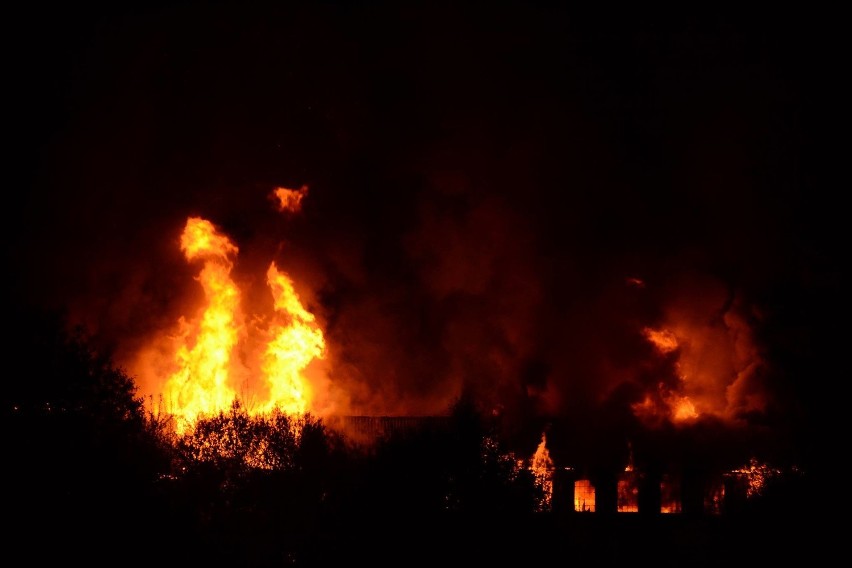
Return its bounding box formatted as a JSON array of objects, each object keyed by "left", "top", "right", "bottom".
[{"left": 4, "top": 307, "right": 172, "bottom": 562}]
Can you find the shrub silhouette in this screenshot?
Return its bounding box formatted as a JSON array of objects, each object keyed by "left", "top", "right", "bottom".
[
  {"left": 4, "top": 307, "right": 546, "bottom": 565},
  {"left": 4, "top": 308, "right": 172, "bottom": 561}
]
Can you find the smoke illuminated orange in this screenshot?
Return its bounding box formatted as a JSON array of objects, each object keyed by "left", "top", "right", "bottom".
[
  {"left": 660, "top": 474, "right": 682, "bottom": 513},
  {"left": 643, "top": 327, "right": 679, "bottom": 354},
  {"left": 636, "top": 304, "right": 767, "bottom": 425},
  {"left": 530, "top": 433, "right": 554, "bottom": 511},
  {"left": 259, "top": 262, "right": 326, "bottom": 415},
  {"left": 574, "top": 479, "right": 595, "bottom": 512},
  {"left": 731, "top": 458, "right": 781, "bottom": 498},
  {"left": 668, "top": 393, "right": 698, "bottom": 421},
  {"left": 271, "top": 185, "right": 309, "bottom": 213}
]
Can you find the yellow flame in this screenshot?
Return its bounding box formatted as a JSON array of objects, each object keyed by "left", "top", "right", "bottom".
[
  {"left": 574, "top": 479, "right": 595, "bottom": 512},
  {"left": 259, "top": 262, "right": 326, "bottom": 414},
  {"left": 271, "top": 185, "right": 309, "bottom": 213},
  {"left": 153, "top": 216, "right": 328, "bottom": 435},
  {"left": 162, "top": 218, "right": 242, "bottom": 434}
]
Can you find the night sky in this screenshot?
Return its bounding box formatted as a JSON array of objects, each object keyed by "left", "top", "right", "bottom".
[{"left": 4, "top": 3, "right": 836, "bottom": 472}]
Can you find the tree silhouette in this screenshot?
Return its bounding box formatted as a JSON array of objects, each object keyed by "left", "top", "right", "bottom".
[
  {"left": 4, "top": 307, "right": 172, "bottom": 562},
  {"left": 3, "top": 308, "right": 552, "bottom": 565}
]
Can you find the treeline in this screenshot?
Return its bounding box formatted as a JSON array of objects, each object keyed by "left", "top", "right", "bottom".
[{"left": 3, "top": 308, "right": 546, "bottom": 566}]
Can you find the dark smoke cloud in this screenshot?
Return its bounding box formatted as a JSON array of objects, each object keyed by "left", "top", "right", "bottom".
[{"left": 5, "top": 4, "right": 832, "bottom": 469}]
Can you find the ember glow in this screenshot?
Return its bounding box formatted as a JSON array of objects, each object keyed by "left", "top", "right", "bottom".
[
  {"left": 617, "top": 475, "right": 639, "bottom": 513},
  {"left": 660, "top": 474, "right": 682, "bottom": 514},
  {"left": 6, "top": 8, "right": 822, "bottom": 563},
  {"left": 618, "top": 443, "right": 639, "bottom": 512},
  {"left": 633, "top": 292, "right": 769, "bottom": 426},
  {"left": 574, "top": 479, "right": 595, "bottom": 513},
  {"left": 643, "top": 327, "right": 678, "bottom": 353},
  {"left": 530, "top": 432, "right": 554, "bottom": 511},
  {"left": 144, "top": 216, "right": 327, "bottom": 434},
  {"left": 730, "top": 458, "right": 782, "bottom": 498},
  {"left": 161, "top": 218, "right": 243, "bottom": 433}
]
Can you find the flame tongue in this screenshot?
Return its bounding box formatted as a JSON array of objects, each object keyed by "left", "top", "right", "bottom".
[
  {"left": 530, "top": 433, "right": 554, "bottom": 511},
  {"left": 260, "top": 262, "right": 326, "bottom": 414},
  {"left": 163, "top": 217, "right": 242, "bottom": 433},
  {"left": 156, "top": 216, "right": 327, "bottom": 434}
]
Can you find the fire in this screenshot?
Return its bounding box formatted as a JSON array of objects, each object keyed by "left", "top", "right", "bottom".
[
  {"left": 617, "top": 476, "right": 639, "bottom": 512},
  {"left": 161, "top": 218, "right": 242, "bottom": 433},
  {"left": 259, "top": 262, "right": 326, "bottom": 415},
  {"left": 271, "top": 185, "right": 309, "bottom": 213},
  {"left": 660, "top": 474, "right": 682, "bottom": 513},
  {"left": 530, "top": 432, "right": 554, "bottom": 511},
  {"left": 147, "top": 214, "right": 327, "bottom": 435},
  {"left": 636, "top": 296, "right": 767, "bottom": 425},
  {"left": 730, "top": 458, "right": 781, "bottom": 498},
  {"left": 574, "top": 479, "right": 595, "bottom": 512},
  {"left": 631, "top": 385, "right": 698, "bottom": 425},
  {"left": 667, "top": 392, "right": 698, "bottom": 422},
  {"left": 618, "top": 442, "right": 639, "bottom": 512},
  {"left": 642, "top": 327, "right": 678, "bottom": 354}
]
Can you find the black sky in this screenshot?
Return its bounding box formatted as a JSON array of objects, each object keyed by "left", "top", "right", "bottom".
[{"left": 4, "top": 3, "right": 837, "bottom": 470}]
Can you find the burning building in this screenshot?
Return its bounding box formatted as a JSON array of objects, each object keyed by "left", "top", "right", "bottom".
[
  {"left": 115, "top": 202, "right": 804, "bottom": 521},
  {"left": 5, "top": 6, "right": 824, "bottom": 565}
]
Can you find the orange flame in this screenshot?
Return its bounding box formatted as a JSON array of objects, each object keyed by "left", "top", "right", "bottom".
[
  {"left": 668, "top": 393, "right": 698, "bottom": 421},
  {"left": 636, "top": 304, "right": 766, "bottom": 425},
  {"left": 259, "top": 262, "right": 326, "bottom": 415},
  {"left": 162, "top": 217, "right": 243, "bottom": 433},
  {"left": 530, "top": 433, "right": 554, "bottom": 511},
  {"left": 144, "top": 214, "right": 328, "bottom": 435},
  {"left": 617, "top": 476, "right": 639, "bottom": 512},
  {"left": 271, "top": 185, "right": 309, "bottom": 213},
  {"left": 574, "top": 479, "right": 595, "bottom": 512},
  {"left": 730, "top": 458, "right": 781, "bottom": 498},
  {"left": 660, "top": 474, "right": 682, "bottom": 513},
  {"left": 618, "top": 442, "right": 639, "bottom": 512},
  {"left": 631, "top": 386, "right": 698, "bottom": 425},
  {"left": 643, "top": 327, "right": 679, "bottom": 354}
]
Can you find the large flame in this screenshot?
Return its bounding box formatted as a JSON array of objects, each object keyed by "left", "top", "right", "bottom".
[
  {"left": 146, "top": 215, "right": 327, "bottom": 434},
  {"left": 161, "top": 218, "right": 242, "bottom": 433},
  {"left": 530, "top": 432, "right": 554, "bottom": 511},
  {"left": 259, "top": 262, "right": 326, "bottom": 414}
]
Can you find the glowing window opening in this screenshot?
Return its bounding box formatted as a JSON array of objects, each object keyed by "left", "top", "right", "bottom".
[{"left": 574, "top": 479, "right": 595, "bottom": 512}]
